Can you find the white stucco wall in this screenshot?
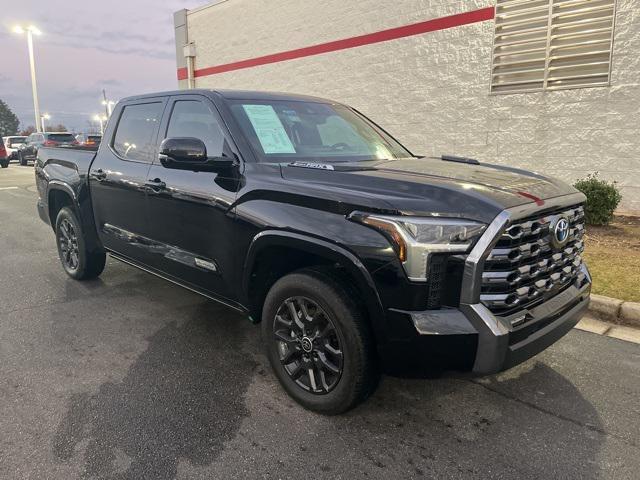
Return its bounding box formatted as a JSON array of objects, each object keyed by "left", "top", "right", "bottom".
[{"left": 177, "top": 0, "right": 640, "bottom": 212}]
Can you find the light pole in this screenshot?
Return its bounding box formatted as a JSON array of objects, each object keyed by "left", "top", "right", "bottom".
[
  {"left": 40, "top": 113, "right": 50, "bottom": 132},
  {"left": 101, "top": 100, "right": 116, "bottom": 117},
  {"left": 93, "top": 114, "right": 107, "bottom": 135},
  {"left": 13, "top": 25, "right": 43, "bottom": 132}
]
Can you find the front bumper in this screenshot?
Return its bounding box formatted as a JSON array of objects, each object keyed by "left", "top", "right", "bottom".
[{"left": 380, "top": 270, "right": 590, "bottom": 375}]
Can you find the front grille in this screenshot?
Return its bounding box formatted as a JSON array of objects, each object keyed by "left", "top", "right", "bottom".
[{"left": 480, "top": 204, "right": 587, "bottom": 315}]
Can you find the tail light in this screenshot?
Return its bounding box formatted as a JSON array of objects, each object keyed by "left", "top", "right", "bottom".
[
  {"left": 71, "top": 140, "right": 80, "bottom": 145},
  {"left": 43, "top": 140, "right": 58, "bottom": 146}
]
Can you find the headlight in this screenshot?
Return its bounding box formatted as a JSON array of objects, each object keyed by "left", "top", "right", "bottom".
[{"left": 350, "top": 213, "right": 486, "bottom": 281}]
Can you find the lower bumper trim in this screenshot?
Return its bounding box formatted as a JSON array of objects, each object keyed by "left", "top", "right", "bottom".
[{"left": 503, "top": 294, "right": 588, "bottom": 370}]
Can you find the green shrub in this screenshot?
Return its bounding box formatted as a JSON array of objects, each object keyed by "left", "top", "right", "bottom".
[{"left": 573, "top": 173, "right": 622, "bottom": 225}]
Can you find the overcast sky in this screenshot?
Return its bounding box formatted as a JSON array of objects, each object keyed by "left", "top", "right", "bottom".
[{"left": 0, "top": 0, "right": 195, "bottom": 132}]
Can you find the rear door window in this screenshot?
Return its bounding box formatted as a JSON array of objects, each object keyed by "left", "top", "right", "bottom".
[
  {"left": 48, "top": 134, "right": 75, "bottom": 143},
  {"left": 113, "top": 102, "right": 163, "bottom": 162}
]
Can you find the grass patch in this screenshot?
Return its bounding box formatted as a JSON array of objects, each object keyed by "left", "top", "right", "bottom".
[{"left": 582, "top": 216, "right": 640, "bottom": 302}]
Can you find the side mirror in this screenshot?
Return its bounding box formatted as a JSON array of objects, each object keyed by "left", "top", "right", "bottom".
[{"left": 159, "top": 137, "right": 236, "bottom": 172}]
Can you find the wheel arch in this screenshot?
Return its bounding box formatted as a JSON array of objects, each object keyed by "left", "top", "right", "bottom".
[
  {"left": 47, "top": 182, "right": 78, "bottom": 228},
  {"left": 242, "top": 230, "right": 386, "bottom": 341},
  {"left": 46, "top": 181, "right": 104, "bottom": 254}
]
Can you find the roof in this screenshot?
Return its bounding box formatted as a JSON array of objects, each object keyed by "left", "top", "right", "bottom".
[{"left": 120, "top": 89, "right": 338, "bottom": 105}]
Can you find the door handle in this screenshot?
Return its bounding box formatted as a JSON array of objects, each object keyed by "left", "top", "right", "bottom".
[
  {"left": 93, "top": 169, "right": 107, "bottom": 181},
  {"left": 145, "top": 179, "right": 166, "bottom": 191}
]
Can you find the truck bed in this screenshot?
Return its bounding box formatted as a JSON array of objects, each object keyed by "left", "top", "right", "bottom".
[{"left": 36, "top": 145, "right": 98, "bottom": 174}]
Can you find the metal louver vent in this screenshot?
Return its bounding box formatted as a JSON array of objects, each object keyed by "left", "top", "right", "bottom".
[{"left": 491, "top": 0, "right": 616, "bottom": 94}]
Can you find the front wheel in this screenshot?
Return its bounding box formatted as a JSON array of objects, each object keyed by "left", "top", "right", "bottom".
[
  {"left": 55, "top": 207, "right": 106, "bottom": 280},
  {"left": 262, "top": 269, "right": 378, "bottom": 414}
]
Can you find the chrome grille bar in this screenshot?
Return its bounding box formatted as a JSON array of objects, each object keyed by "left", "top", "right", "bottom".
[{"left": 480, "top": 204, "right": 587, "bottom": 313}]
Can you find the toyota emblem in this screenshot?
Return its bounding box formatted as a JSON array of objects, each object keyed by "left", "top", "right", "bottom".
[{"left": 550, "top": 215, "right": 570, "bottom": 249}]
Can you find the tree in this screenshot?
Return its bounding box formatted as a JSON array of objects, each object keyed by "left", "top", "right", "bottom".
[
  {"left": 19, "top": 125, "right": 36, "bottom": 136},
  {"left": 0, "top": 99, "right": 20, "bottom": 137},
  {"left": 48, "top": 123, "right": 68, "bottom": 132}
]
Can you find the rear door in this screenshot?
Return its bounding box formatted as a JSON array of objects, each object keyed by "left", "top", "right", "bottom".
[
  {"left": 143, "top": 94, "right": 243, "bottom": 302},
  {"left": 89, "top": 98, "right": 167, "bottom": 261}
]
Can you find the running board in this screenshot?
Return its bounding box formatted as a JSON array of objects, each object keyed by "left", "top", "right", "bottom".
[{"left": 107, "top": 251, "right": 247, "bottom": 314}]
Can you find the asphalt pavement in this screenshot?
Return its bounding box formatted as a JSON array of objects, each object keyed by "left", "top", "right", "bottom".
[{"left": 1, "top": 165, "right": 639, "bottom": 479}]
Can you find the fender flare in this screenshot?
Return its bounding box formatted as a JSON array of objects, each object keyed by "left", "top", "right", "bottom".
[
  {"left": 46, "top": 181, "right": 80, "bottom": 223},
  {"left": 46, "top": 180, "right": 103, "bottom": 253},
  {"left": 242, "top": 230, "right": 387, "bottom": 341}
]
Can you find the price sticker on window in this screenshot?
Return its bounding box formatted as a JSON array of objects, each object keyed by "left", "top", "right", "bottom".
[{"left": 242, "top": 104, "right": 296, "bottom": 154}]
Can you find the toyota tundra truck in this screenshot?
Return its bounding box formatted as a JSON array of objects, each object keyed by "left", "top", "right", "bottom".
[{"left": 34, "top": 89, "right": 591, "bottom": 414}]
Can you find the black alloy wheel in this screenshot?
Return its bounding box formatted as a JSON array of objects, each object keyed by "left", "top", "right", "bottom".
[
  {"left": 58, "top": 218, "right": 80, "bottom": 272},
  {"left": 273, "top": 296, "right": 343, "bottom": 394},
  {"left": 54, "top": 207, "right": 106, "bottom": 280},
  {"left": 262, "top": 269, "right": 378, "bottom": 414}
]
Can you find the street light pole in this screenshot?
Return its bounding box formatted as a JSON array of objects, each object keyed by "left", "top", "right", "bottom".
[
  {"left": 13, "top": 25, "right": 43, "bottom": 132},
  {"left": 26, "top": 28, "right": 41, "bottom": 132},
  {"left": 93, "top": 115, "right": 106, "bottom": 135},
  {"left": 101, "top": 99, "right": 115, "bottom": 117},
  {"left": 40, "top": 113, "right": 50, "bottom": 132}
]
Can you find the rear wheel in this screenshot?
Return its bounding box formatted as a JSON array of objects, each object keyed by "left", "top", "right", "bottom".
[
  {"left": 55, "top": 207, "right": 106, "bottom": 280},
  {"left": 262, "top": 269, "right": 378, "bottom": 414},
  {"left": 0, "top": 159, "right": 8, "bottom": 168},
  {"left": 18, "top": 151, "right": 27, "bottom": 166}
]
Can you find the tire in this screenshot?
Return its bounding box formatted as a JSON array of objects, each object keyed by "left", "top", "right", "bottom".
[
  {"left": 55, "top": 207, "right": 106, "bottom": 280},
  {"left": 0, "top": 159, "right": 7, "bottom": 168},
  {"left": 262, "top": 268, "right": 378, "bottom": 414},
  {"left": 19, "top": 151, "right": 27, "bottom": 166}
]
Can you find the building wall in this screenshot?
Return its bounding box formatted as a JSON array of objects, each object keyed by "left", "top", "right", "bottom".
[{"left": 177, "top": 0, "right": 640, "bottom": 212}]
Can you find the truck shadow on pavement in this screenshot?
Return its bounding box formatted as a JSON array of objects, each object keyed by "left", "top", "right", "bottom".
[
  {"left": 51, "top": 289, "right": 606, "bottom": 479},
  {"left": 52, "top": 302, "right": 258, "bottom": 480},
  {"left": 346, "top": 361, "right": 606, "bottom": 478}
]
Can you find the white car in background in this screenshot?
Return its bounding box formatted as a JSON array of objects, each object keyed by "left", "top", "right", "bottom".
[{"left": 2, "top": 136, "right": 27, "bottom": 162}]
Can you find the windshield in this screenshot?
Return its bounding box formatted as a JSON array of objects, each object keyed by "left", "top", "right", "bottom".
[
  {"left": 229, "top": 100, "right": 412, "bottom": 163},
  {"left": 9, "top": 138, "right": 25, "bottom": 146}
]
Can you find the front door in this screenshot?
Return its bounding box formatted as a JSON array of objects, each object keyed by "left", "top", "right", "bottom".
[
  {"left": 89, "top": 99, "right": 166, "bottom": 262},
  {"left": 143, "top": 95, "right": 242, "bottom": 302}
]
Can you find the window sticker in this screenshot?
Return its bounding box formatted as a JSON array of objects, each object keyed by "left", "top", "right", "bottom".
[{"left": 242, "top": 104, "right": 296, "bottom": 154}]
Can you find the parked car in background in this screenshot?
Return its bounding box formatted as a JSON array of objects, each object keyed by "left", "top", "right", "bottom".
[
  {"left": 0, "top": 138, "right": 7, "bottom": 168},
  {"left": 2, "top": 136, "right": 27, "bottom": 163},
  {"left": 18, "top": 132, "right": 78, "bottom": 166},
  {"left": 34, "top": 89, "right": 591, "bottom": 414},
  {"left": 75, "top": 133, "right": 102, "bottom": 147}
]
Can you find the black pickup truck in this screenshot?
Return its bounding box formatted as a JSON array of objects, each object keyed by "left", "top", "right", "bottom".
[{"left": 35, "top": 89, "right": 591, "bottom": 414}]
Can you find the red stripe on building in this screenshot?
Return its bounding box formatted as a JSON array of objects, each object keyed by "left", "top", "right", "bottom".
[{"left": 177, "top": 6, "right": 495, "bottom": 80}]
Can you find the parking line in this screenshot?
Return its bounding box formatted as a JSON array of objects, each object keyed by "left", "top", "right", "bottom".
[{"left": 0, "top": 187, "right": 20, "bottom": 190}]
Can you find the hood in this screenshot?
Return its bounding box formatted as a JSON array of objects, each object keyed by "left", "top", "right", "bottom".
[{"left": 280, "top": 157, "right": 579, "bottom": 224}]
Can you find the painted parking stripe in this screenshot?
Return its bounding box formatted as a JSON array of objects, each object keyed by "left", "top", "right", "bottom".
[{"left": 0, "top": 187, "right": 20, "bottom": 190}]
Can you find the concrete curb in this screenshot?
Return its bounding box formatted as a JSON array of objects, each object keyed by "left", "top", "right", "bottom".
[
  {"left": 589, "top": 294, "right": 640, "bottom": 327},
  {"left": 575, "top": 317, "right": 640, "bottom": 345}
]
